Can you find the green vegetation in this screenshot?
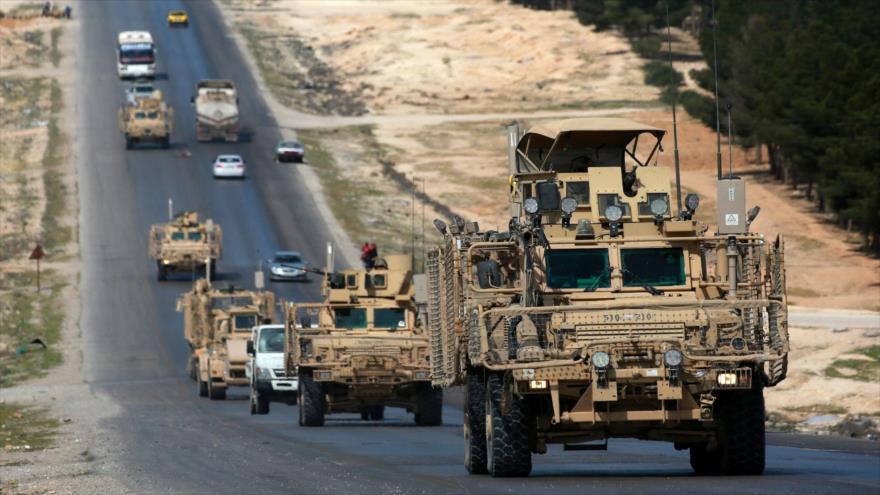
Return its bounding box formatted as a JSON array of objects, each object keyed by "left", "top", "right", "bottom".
[
  {"left": 50, "top": 27, "right": 62, "bottom": 67},
  {"left": 783, "top": 404, "right": 848, "bottom": 416},
  {"left": 41, "top": 80, "right": 71, "bottom": 252},
  {"left": 0, "top": 403, "right": 60, "bottom": 452},
  {"left": 0, "top": 271, "right": 65, "bottom": 387},
  {"left": 825, "top": 345, "right": 880, "bottom": 382}
]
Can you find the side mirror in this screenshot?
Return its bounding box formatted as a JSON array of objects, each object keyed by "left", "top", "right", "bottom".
[{"left": 246, "top": 340, "right": 255, "bottom": 356}]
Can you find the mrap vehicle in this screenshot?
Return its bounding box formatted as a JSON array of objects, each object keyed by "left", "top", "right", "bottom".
[{"left": 426, "top": 118, "right": 789, "bottom": 477}]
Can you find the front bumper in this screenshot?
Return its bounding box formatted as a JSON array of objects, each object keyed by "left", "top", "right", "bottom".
[
  {"left": 118, "top": 64, "right": 156, "bottom": 78},
  {"left": 255, "top": 378, "right": 298, "bottom": 394},
  {"left": 269, "top": 269, "right": 307, "bottom": 280}
]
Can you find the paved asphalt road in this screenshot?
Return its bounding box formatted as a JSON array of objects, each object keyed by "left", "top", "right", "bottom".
[{"left": 74, "top": 0, "right": 880, "bottom": 493}]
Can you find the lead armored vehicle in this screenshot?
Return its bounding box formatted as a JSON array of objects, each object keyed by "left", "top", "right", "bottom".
[
  {"left": 284, "top": 248, "right": 440, "bottom": 426},
  {"left": 148, "top": 211, "right": 222, "bottom": 280},
  {"left": 178, "top": 279, "right": 276, "bottom": 400},
  {"left": 427, "top": 118, "right": 789, "bottom": 477}
]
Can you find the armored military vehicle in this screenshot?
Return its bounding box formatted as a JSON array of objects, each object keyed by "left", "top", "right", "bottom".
[
  {"left": 426, "top": 118, "right": 789, "bottom": 477},
  {"left": 148, "top": 211, "right": 222, "bottom": 281},
  {"left": 118, "top": 91, "right": 173, "bottom": 149},
  {"left": 284, "top": 247, "right": 440, "bottom": 427},
  {"left": 192, "top": 79, "right": 239, "bottom": 142},
  {"left": 178, "top": 279, "right": 276, "bottom": 400}
]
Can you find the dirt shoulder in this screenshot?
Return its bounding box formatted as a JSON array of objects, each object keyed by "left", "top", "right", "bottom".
[{"left": 0, "top": 3, "right": 128, "bottom": 493}]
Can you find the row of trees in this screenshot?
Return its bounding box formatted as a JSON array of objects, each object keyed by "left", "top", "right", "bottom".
[{"left": 512, "top": 0, "right": 880, "bottom": 252}]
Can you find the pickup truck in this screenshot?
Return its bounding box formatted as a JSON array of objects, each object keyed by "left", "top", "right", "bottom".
[{"left": 246, "top": 324, "right": 298, "bottom": 414}]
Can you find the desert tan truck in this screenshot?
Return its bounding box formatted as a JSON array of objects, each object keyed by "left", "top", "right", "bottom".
[
  {"left": 284, "top": 251, "right": 440, "bottom": 427},
  {"left": 148, "top": 211, "right": 222, "bottom": 281},
  {"left": 178, "top": 279, "right": 276, "bottom": 400},
  {"left": 192, "top": 79, "right": 239, "bottom": 142},
  {"left": 118, "top": 91, "right": 173, "bottom": 149},
  {"left": 426, "top": 118, "right": 789, "bottom": 477}
]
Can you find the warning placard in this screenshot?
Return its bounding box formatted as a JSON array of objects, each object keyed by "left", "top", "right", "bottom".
[{"left": 725, "top": 213, "right": 739, "bottom": 226}]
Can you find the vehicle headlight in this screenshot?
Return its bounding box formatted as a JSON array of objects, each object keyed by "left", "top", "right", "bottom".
[
  {"left": 271, "top": 266, "right": 283, "bottom": 274},
  {"left": 524, "top": 197, "right": 539, "bottom": 215},
  {"left": 255, "top": 367, "right": 270, "bottom": 379},
  {"left": 561, "top": 196, "right": 578, "bottom": 214},
  {"left": 664, "top": 349, "right": 683, "bottom": 367},
  {"left": 604, "top": 204, "right": 623, "bottom": 222},
  {"left": 591, "top": 351, "right": 610, "bottom": 369},
  {"left": 685, "top": 193, "right": 700, "bottom": 212},
  {"left": 650, "top": 197, "right": 669, "bottom": 216}
]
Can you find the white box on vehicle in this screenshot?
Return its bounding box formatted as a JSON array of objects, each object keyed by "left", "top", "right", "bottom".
[
  {"left": 117, "top": 31, "right": 156, "bottom": 79},
  {"left": 246, "top": 325, "right": 298, "bottom": 410}
]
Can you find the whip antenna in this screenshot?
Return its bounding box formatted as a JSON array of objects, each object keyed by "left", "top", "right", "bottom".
[
  {"left": 711, "top": 0, "right": 723, "bottom": 180},
  {"left": 666, "top": 2, "right": 683, "bottom": 214}
]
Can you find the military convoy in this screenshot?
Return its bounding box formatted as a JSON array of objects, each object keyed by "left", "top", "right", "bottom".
[
  {"left": 149, "top": 211, "right": 222, "bottom": 281},
  {"left": 283, "top": 249, "right": 440, "bottom": 427},
  {"left": 192, "top": 79, "right": 240, "bottom": 142},
  {"left": 178, "top": 279, "right": 276, "bottom": 400},
  {"left": 118, "top": 88, "right": 173, "bottom": 149},
  {"left": 425, "top": 118, "right": 789, "bottom": 477}
]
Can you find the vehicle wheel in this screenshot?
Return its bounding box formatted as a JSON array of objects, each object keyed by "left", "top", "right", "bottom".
[
  {"left": 254, "top": 391, "right": 270, "bottom": 415},
  {"left": 125, "top": 137, "right": 133, "bottom": 150},
  {"left": 208, "top": 263, "right": 217, "bottom": 280},
  {"left": 369, "top": 406, "right": 385, "bottom": 421},
  {"left": 156, "top": 261, "right": 167, "bottom": 281},
  {"left": 360, "top": 410, "right": 370, "bottom": 421},
  {"left": 689, "top": 443, "right": 722, "bottom": 475},
  {"left": 208, "top": 380, "right": 226, "bottom": 401},
  {"left": 161, "top": 137, "right": 170, "bottom": 149},
  {"left": 486, "top": 373, "right": 532, "bottom": 477},
  {"left": 414, "top": 384, "right": 442, "bottom": 426},
  {"left": 476, "top": 260, "right": 501, "bottom": 289},
  {"left": 298, "top": 370, "right": 325, "bottom": 426},
  {"left": 198, "top": 378, "right": 208, "bottom": 397},
  {"left": 713, "top": 379, "right": 766, "bottom": 475},
  {"left": 188, "top": 356, "right": 197, "bottom": 381},
  {"left": 464, "top": 372, "right": 488, "bottom": 474}
]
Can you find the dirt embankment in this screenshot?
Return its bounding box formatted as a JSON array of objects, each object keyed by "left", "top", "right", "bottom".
[{"left": 225, "top": 0, "right": 880, "bottom": 436}]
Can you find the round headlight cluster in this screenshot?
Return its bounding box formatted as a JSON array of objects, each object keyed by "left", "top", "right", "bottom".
[
  {"left": 561, "top": 196, "right": 578, "bottom": 214},
  {"left": 524, "top": 197, "right": 539, "bottom": 215},
  {"left": 650, "top": 197, "right": 669, "bottom": 216},
  {"left": 604, "top": 204, "right": 623, "bottom": 222},
  {"left": 664, "top": 348, "right": 683, "bottom": 367},
  {"left": 591, "top": 351, "right": 610, "bottom": 368},
  {"left": 685, "top": 193, "right": 700, "bottom": 211}
]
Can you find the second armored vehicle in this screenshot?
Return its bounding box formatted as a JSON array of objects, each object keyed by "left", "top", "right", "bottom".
[
  {"left": 178, "top": 280, "right": 276, "bottom": 400},
  {"left": 192, "top": 79, "right": 239, "bottom": 142},
  {"left": 118, "top": 90, "right": 173, "bottom": 149},
  {"left": 284, "top": 249, "right": 440, "bottom": 426},
  {"left": 148, "top": 211, "right": 222, "bottom": 281}
]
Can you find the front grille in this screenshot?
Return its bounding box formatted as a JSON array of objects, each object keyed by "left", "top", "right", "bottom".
[
  {"left": 273, "top": 369, "right": 286, "bottom": 378},
  {"left": 349, "top": 346, "right": 399, "bottom": 356},
  {"left": 575, "top": 322, "right": 684, "bottom": 342}
]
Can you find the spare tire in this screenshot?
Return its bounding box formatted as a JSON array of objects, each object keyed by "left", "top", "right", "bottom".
[{"left": 476, "top": 260, "right": 501, "bottom": 289}]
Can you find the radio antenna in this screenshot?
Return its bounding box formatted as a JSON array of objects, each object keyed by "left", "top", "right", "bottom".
[
  {"left": 726, "top": 103, "right": 734, "bottom": 177},
  {"left": 666, "top": 2, "right": 683, "bottom": 214},
  {"left": 711, "top": 0, "right": 723, "bottom": 180}
]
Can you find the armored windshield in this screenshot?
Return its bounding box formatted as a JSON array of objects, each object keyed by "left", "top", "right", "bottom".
[
  {"left": 258, "top": 327, "right": 285, "bottom": 352},
  {"left": 234, "top": 314, "right": 257, "bottom": 331},
  {"left": 187, "top": 232, "right": 202, "bottom": 241},
  {"left": 621, "top": 248, "right": 685, "bottom": 287},
  {"left": 374, "top": 308, "right": 406, "bottom": 329},
  {"left": 545, "top": 250, "right": 611, "bottom": 289},
  {"left": 334, "top": 307, "right": 367, "bottom": 329}
]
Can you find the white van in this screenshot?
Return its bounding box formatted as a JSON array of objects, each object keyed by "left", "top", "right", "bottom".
[{"left": 245, "top": 324, "right": 298, "bottom": 414}]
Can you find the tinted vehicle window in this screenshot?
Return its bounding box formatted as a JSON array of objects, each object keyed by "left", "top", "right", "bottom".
[
  {"left": 187, "top": 232, "right": 202, "bottom": 241},
  {"left": 234, "top": 314, "right": 257, "bottom": 331},
  {"left": 275, "top": 254, "right": 302, "bottom": 263},
  {"left": 334, "top": 307, "right": 367, "bottom": 329},
  {"left": 170, "top": 232, "right": 185, "bottom": 240},
  {"left": 545, "top": 249, "right": 610, "bottom": 289},
  {"left": 621, "top": 248, "right": 685, "bottom": 287},
  {"left": 374, "top": 308, "right": 406, "bottom": 329},
  {"left": 258, "top": 327, "right": 285, "bottom": 353},
  {"left": 566, "top": 181, "right": 590, "bottom": 204}
]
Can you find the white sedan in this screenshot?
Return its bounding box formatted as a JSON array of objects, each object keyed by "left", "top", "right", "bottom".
[{"left": 212, "top": 154, "right": 245, "bottom": 179}]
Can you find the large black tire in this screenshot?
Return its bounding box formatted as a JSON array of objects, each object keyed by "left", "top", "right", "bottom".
[
  {"left": 208, "top": 380, "right": 226, "bottom": 401},
  {"left": 198, "top": 378, "right": 208, "bottom": 397},
  {"left": 360, "top": 411, "right": 370, "bottom": 421},
  {"left": 156, "top": 261, "right": 167, "bottom": 281},
  {"left": 207, "top": 262, "right": 217, "bottom": 280},
  {"left": 298, "top": 371, "right": 325, "bottom": 427},
  {"left": 414, "top": 384, "right": 442, "bottom": 426},
  {"left": 714, "top": 380, "right": 766, "bottom": 475},
  {"left": 369, "top": 406, "right": 384, "bottom": 421},
  {"left": 161, "top": 136, "right": 170, "bottom": 149},
  {"left": 125, "top": 137, "right": 134, "bottom": 150},
  {"left": 476, "top": 260, "right": 501, "bottom": 289},
  {"left": 486, "top": 373, "right": 532, "bottom": 477},
  {"left": 689, "top": 443, "right": 722, "bottom": 475},
  {"left": 464, "top": 372, "right": 488, "bottom": 474},
  {"left": 188, "top": 356, "right": 197, "bottom": 381}
]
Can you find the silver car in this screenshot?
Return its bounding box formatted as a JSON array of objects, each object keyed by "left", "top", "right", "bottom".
[
  {"left": 264, "top": 251, "right": 308, "bottom": 281},
  {"left": 275, "top": 140, "right": 304, "bottom": 163}
]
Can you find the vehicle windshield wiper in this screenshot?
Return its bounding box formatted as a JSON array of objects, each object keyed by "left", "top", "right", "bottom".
[
  {"left": 583, "top": 266, "right": 614, "bottom": 292},
  {"left": 619, "top": 267, "right": 664, "bottom": 296}
]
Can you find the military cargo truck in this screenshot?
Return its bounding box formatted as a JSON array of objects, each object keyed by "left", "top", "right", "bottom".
[
  {"left": 148, "top": 211, "right": 222, "bottom": 281},
  {"left": 426, "top": 118, "right": 789, "bottom": 477},
  {"left": 178, "top": 279, "right": 276, "bottom": 400},
  {"left": 192, "top": 79, "right": 239, "bottom": 142},
  {"left": 118, "top": 91, "right": 173, "bottom": 149},
  {"left": 284, "top": 249, "right": 440, "bottom": 427}
]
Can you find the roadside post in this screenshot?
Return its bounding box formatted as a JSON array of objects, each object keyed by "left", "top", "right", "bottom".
[{"left": 29, "top": 243, "right": 46, "bottom": 292}]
